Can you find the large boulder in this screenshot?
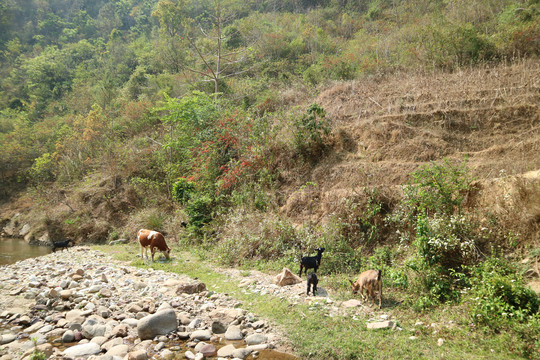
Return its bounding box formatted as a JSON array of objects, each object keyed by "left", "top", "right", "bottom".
[
  {"left": 62, "top": 330, "right": 75, "bottom": 343},
  {"left": 211, "top": 321, "right": 227, "bottom": 334},
  {"left": 245, "top": 333, "right": 268, "bottom": 345},
  {"left": 0, "top": 334, "right": 16, "bottom": 345},
  {"left": 224, "top": 325, "right": 243, "bottom": 340},
  {"left": 66, "top": 309, "right": 85, "bottom": 324},
  {"left": 19, "top": 224, "right": 30, "bottom": 237},
  {"left": 63, "top": 342, "right": 101, "bottom": 357},
  {"left": 199, "top": 344, "right": 217, "bottom": 357},
  {"left": 137, "top": 309, "right": 178, "bottom": 340},
  {"left": 273, "top": 268, "right": 302, "bottom": 286},
  {"left": 175, "top": 281, "right": 207, "bottom": 294},
  {"left": 190, "top": 329, "right": 212, "bottom": 341},
  {"left": 82, "top": 317, "right": 107, "bottom": 339},
  {"left": 106, "top": 344, "right": 130, "bottom": 357},
  {"left": 217, "top": 344, "right": 236, "bottom": 357}
]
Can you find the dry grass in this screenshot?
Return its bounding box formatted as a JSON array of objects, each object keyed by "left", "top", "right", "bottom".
[
  {"left": 467, "top": 170, "right": 540, "bottom": 249},
  {"left": 277, "top": 59, "right": 540, "bottom": 246}
]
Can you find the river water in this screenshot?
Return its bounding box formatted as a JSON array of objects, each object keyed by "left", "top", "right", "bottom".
[{"left": 0, "top": 237, "right": 51, "bottom": 265}]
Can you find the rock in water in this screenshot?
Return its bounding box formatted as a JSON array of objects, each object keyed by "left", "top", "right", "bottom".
[{"left": 137, "top": 309, "right": 178, "bottom": 340}]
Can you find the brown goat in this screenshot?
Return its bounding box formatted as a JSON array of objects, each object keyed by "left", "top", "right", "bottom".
[
  {"left": 350, "top": 269, "right": 382, "bottom": 308},
  {"left": 137, "top": 229, "right": 171, "bottom": 262}
]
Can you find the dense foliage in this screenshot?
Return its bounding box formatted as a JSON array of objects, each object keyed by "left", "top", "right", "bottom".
[{"left": 1, "top": 0, "right": 539, "bottom": 191}]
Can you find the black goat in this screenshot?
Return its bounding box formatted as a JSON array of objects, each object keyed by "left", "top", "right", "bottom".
[
  {"left": 298, "top": 247, "right": 325, "bottom": 277},
  {"left": 52, "top": 238, "right": 73, "bottom": 252},
  {"left": 306, "top": 272, "right": 318, "bottom": 295}
]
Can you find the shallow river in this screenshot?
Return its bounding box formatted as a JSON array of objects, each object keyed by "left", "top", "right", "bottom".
[{"left": 0, "top": 237, "right": 51, "bottom": 265}]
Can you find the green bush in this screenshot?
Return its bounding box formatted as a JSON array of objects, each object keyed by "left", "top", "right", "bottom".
[
  {"left": 335, "top": 188, "right": 392, "bottom": 248},
  {"left": 405, "top": 212, "right": 479, "bottom": 307},
  {"left": 186, "top": 193, "right": 214, "bottom": 229},
  {"left": 318, "top": 234, "right": 364, "bottom": 275},
  {"left": 404, "top": 158, "right": 473, "bottom": 216},
  {"left": 129, "top": 177, "right": 165, "bottom": 205},
  {"left": 29, "top": 337, "right": 46, "bottom": 360},
  {"left": 408, "top": 212, "right": 477, "bottom": 303},
  {"left": 29, "top": 350, "right": 46, "bottom": 360},
  {"left": 229, "top": 183, "right": 271, "bottom": 211},
  {"left": 466, "top": 255, "right": 540, "bottom": 358},
  {"left": 172, "top": 178, "right": 196, "bottom": 204},
  {"left": 368, "top": 246, "right": 392, "bottom": 269},
  {"left": 29, "top": 152, "right": 55, "bottom": 184},
  {"left": 407, "top": 258, "right": 463, "bottom": 306},
  {"left": 323, "top": 54, "right": 358, "bottom": 81},
  {"left": 146, "top": 212, "right": 165, "bottom": 231},
  {"left": 292, "top": 103, "right": 331, "bottom": 160},
  {"left": 302, "top": 63, "right": 324, "bottom": 86},
  {"left": 413, "top": 213, "right": 477, "bottom": 269},
  {"left": 396, "top": 158, "right": 482, "bottom": 307},
  {"left": 420, "top": 21, "right": 495, "bottom": 68},
  {"left": 214, "top": 215, "right": 302, "bottom": 267},
  {"left": 368, "top": 246, "right": 408, "bottom": 289},
  {"left": 470, "top": 256, "right": 539, "bottom": 329},
  {"left": 413, "top": 295, "right": 437, "bottom": 312}
]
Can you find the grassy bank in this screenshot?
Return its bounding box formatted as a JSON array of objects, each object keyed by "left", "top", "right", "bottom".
[{"left": 94, "top": 244, "right": 531, "bottom": 360}]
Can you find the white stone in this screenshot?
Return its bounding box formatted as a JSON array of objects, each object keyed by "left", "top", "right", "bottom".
[
  {"left": 366, "top": 321, "right": 394, "bottom": 330},
  {"left": 217, "top": 344, "right": 236, "bottom": 357},
  {"left": 63, "top": 342, "right": 101, "bottom": 357}
]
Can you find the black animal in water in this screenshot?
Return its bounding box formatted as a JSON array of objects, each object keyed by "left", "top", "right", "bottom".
[
  {"left": 307, "top": 272, "right": 318, "bottom": 295},
  {"left": 52, "top": 239, "right": 73, "bottom": 252}
]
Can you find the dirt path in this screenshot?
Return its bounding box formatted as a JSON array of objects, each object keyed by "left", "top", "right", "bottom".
[{"left": 178, "top": 251, "right": 381, "bottom": 319}]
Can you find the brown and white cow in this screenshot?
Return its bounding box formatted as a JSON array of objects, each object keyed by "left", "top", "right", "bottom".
[{"left": 137, "top": 229, "right": 171, "bottom": 262}]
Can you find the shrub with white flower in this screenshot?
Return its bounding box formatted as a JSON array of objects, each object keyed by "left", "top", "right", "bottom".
[{"left": 414, "top": 213, "right": 478, "bottom": 269}]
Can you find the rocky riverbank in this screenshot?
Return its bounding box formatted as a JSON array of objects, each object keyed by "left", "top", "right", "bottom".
[{"left": 0, "top": 247, "right": 296, "bottom": 360}]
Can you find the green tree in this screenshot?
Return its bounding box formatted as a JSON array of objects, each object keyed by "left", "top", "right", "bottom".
[
  {"left": 20, "top": 46, "right": 72, "bottom": 118},
  {"left": 152, "top": 90, "right": 217, "bottom": 194},
  {"left": 152, "top": 0, "right": 191, "bottom": 73},
  {"left": 0, "top": 2, "right": 10, "bottom": 46},
  {"left": 153, "top": 0, "right": 253, "bottom": 99},
  {"left": 96, "top": 2, "right": 122, "bottom": 37}
]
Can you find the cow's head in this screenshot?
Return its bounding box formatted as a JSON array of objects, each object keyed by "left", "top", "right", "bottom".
[{"left": 163, "top": 247, "right": 171, "bottom": 260}]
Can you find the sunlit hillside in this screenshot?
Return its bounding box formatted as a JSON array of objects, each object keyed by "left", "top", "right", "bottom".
[{"left": 1, "top": 1, "right": 539, "bottom": 358}]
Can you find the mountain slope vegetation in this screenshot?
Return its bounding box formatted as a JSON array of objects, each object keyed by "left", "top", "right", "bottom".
[{"left": 1, "top": 0, "right": 540, "bottom": 358}]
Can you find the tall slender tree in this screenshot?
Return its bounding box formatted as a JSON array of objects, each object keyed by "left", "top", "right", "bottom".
[{"left": 153, "top": 0, "right": 252, "bottom": 100}]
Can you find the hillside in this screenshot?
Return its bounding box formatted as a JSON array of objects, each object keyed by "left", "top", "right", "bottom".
[
  {"left": 1, "top": 1, "right": 540, "bottom": 358},
  {"left": 1, "top": 60, "right": 539, "bottom": 248},
  {"left": 278, "top": 59, "right": 540, "bottom": 248}
]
